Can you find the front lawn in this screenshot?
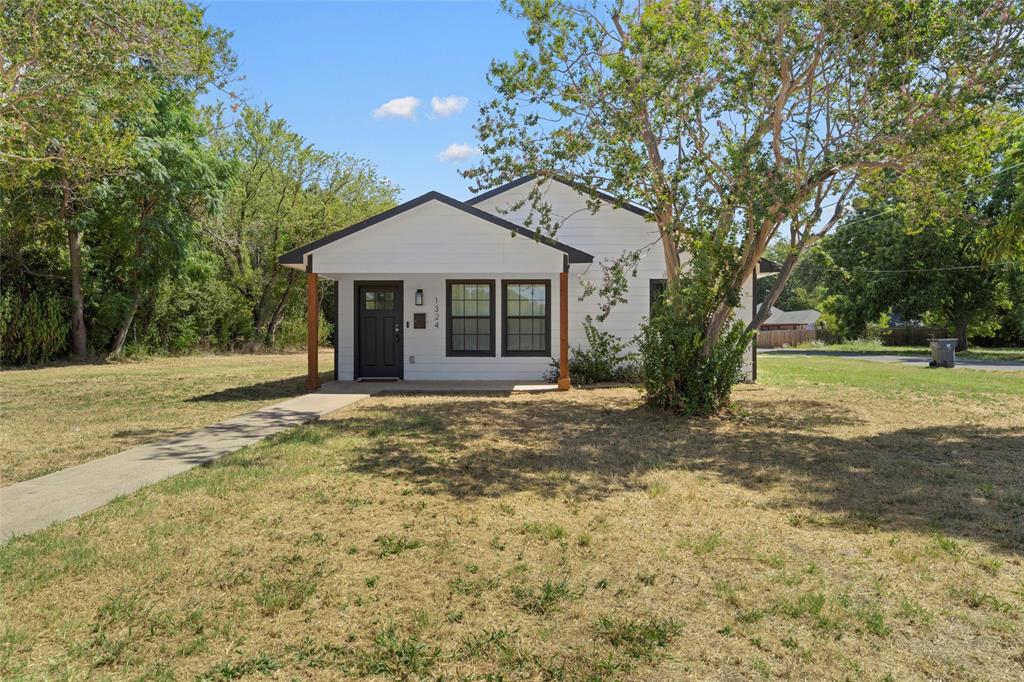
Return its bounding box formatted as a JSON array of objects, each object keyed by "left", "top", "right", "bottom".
[
  {"left": 0, "top": 351, "right": 332, "bottom": 483},
  {"left": 2, "top": 357, "right": 1021, "bottom": 679}
]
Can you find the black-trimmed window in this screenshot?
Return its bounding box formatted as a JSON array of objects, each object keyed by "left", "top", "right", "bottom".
[
  {"left": 502, "top": 280, "right": 551, "bottom": 356},
  {"left": 446, "top": 281, "right": 495, "bottom": 356},
  {"left": 650, "top": 279, "right": 668, "bottom": 315}
]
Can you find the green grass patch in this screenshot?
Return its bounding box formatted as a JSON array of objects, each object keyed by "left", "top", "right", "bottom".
[
  {"left": 759, "top": 355, "right": 1024, "bottom": 400},
  {"left": 510, "top": 578, "right": 580, "bottom": 616},
  {"left": 375, "top": 534, "right": 424, "bottom": 558},
  {"left": 793, "top": 341, "right": 1024, "bottom": 362},
  {"left": 593, "top": 616, "right": 682, "bottom": 660}
]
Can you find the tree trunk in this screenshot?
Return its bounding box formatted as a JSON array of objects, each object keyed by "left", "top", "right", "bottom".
[
  {"left": 748, "top": 251, "right": 801, "bottom": 331},
  {"left": 108, "top": 222, "right": 148, "bottom": 359},
  {"left": 107, "top": 297, "right": 139, "bottom": 358},
  {"left": 67, "top": 224, "right": 87, "bottom": 359},
  {"left": 955, "top": 319, "right": 969, "bottom": 352},
  {"left": 264, "top": 270, "right": 297, "bottom": 346},
  {"left": 659, "top": 228, "right": 681, "bottom": 281}
]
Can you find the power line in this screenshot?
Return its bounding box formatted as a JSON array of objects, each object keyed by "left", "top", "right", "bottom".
[{"left": 832, "top": 158, "right": 1024, "bottom": 233}]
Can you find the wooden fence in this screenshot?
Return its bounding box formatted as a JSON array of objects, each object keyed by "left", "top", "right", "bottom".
[{"left": 756, "top": 328, "right": 817, "bottom": 348}]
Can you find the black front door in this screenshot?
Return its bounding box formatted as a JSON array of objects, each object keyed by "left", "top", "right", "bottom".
[{"left": 357, "top": 284, "right": 402, "bottom": 379}]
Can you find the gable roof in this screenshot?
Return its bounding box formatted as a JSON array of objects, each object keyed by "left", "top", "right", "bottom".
[
  {"left": 468, "top": 177, "right": 789, "bottom": 277},
  {"left": 278, "top": 190, "right": 594, "bottom": 266}
]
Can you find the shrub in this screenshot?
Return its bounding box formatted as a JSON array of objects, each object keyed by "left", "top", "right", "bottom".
[
  {"left": 0, "top": 291, "right": 70, "bottom": 365},
  {"left": 637, "top": 283, "right": 752, "bottom": 415},
  {"left": 544, "top": 317, "right": 637, "bottom": 384}
]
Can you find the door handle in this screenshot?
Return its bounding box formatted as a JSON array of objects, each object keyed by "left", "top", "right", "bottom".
[{"left": 394, "top": 322, "right": 401, "bottom": 343}]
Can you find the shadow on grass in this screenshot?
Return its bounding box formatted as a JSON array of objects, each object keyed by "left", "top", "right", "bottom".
[
  {"left": 186, "top": 371, "right": 333, "bottom": 403},
  {"left": 273, "top": 392, "right": 1024, "bottom": 552}
]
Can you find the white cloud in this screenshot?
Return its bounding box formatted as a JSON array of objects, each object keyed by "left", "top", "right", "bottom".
[
  {"left": 431, "top": 95, "right": 469, "bottom": 117},
  {"left": 438, "top": 143, "right": 480, "bottom": 162},
  {"left": 372, "top": 96, "right": 421, "bottom": 120}
]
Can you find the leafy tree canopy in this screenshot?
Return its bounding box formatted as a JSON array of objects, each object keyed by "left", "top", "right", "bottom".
[{"left": 468, "top": 0, "right": 1023, "bottom": 340}]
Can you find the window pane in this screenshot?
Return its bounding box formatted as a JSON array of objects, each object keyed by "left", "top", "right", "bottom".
[
  {"left": 449, "top": 283, "right": 493, "bottom": 354},
  {"left": 503, "top": 282, "right": 548, "bottom": 353}
]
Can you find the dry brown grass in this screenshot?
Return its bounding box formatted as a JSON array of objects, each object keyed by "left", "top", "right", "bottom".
[
  {"left": 0, "top": 351, "right": 332, "bottom": 483},
  {"left": 1, "top": 357, "right": 1022, "bottom": 680}
]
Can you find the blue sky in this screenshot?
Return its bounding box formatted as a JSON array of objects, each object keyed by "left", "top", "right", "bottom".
[{"left": 204, "top": 1, "right": 526, "bottom": 200}]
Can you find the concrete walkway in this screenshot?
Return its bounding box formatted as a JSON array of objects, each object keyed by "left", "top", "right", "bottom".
[
  {"left": 760, "top": 349, "right": 1024, "bottom": 372},
  {"left": 0, "top": 387, "right": 378, "bottom": 542}
]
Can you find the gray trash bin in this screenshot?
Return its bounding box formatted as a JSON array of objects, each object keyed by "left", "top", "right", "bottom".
[{"left": 929, "top": 338, "right": 958, "bottom": 368}]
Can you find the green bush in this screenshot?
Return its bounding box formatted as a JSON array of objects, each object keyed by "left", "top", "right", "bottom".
[
  {"left": 637, "top": 286, "right": 752, "bottom": 415},
  {"left": 135, "top": 251, "right": 252, "bottom": 353},
  {"left": 0, "top": 291, "right": 70, "bottom": 366},
  {"left": 544, "top": 317, "right": 637, "bottom": 384},
  {"left": 274, "top": 310, "right": 333, "bottom": 350}
]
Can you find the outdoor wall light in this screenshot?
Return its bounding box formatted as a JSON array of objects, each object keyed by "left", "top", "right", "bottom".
[{"left": 415, "top": 289, "right": 424, "bottom": 306}]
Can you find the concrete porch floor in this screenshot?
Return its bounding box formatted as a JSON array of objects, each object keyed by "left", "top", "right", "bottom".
[{"left": 321, "top": 380, "right": 559, "bottom": 395}]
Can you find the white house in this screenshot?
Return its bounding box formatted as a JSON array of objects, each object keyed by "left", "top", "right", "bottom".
[{"left": 279, "top": 176, "right": 767, "bottom": 390}]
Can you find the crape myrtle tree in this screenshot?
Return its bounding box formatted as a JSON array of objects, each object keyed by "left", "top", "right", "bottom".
[{"left": 466, "top": 0, "right": 1024, "bottom": 413}]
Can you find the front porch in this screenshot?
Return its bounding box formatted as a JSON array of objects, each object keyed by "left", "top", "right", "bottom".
[
  {"left": 301, "top": 268, "right": 572, "bottom": 392},
  {"left": 319, "top": 379, "right": 560, "bottom": 395}
]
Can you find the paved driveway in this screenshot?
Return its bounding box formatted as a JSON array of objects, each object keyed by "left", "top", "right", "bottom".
[{"left": 760, "top": 349, "right": 1024, "bottom": 372}]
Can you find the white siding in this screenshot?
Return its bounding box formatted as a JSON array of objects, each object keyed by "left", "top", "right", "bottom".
[
  {"left": 331, "top": 273, "right": 560, "bottom": 381},
  {"left": 310, "top": 200, "right": 563, "bottom": 275},
  {"left": 473, "top": 179, "right": 755, "bottom": 378},
  {"left": 311, "top": 186, "right": 754, "bottom": 382}
]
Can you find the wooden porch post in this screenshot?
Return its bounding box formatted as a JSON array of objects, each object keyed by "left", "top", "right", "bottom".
[
  {"left": 558, "top": 267, "right": 570, "bottom": 391},
  {"left": 306, "top": 263, "right": 320, "bottom": 391}
]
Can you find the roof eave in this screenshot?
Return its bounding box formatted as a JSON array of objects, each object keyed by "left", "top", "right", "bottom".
[{"left": 278, "top": 190, "right": 594, "bottom": 268}]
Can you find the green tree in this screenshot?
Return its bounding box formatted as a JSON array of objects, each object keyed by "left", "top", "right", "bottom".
[
  {"left": 757, "top": 241, "right": 830, "bottom": 314},
  {"left": 205, "top": 105, "right": 399, "bottom": 345},
  {"left": 819, "top": 116, "right": 1024, "bottom": 349},
  {"left": 86, "top": 88, "right": 231, "bottom": 358},
  {"left": 1, "top": 0, "right": 235, "bottom": 358},
  {"left": 468, "top": 0, "right": 1023, "bottom": 412}
]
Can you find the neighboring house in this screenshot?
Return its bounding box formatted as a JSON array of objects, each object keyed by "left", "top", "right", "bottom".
[
  {"left": 761, "top": 307, "right": 821, "bottom": 331},
  {"left": 280, "top": 176, "right": 769, "bottom": 389}
]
